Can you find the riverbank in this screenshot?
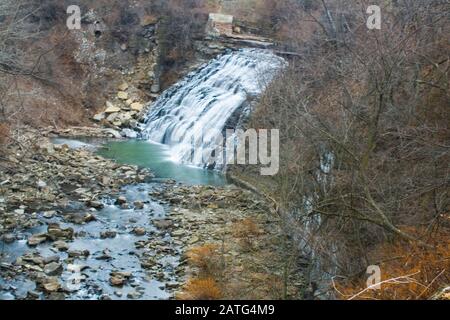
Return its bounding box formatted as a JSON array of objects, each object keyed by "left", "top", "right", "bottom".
[{"left": 0, "top": 127, "right": 301, "bottom": 300}]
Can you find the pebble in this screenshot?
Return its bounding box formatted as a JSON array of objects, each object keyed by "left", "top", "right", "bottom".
[
  {"left": 133, "top": 201, "right": 144, "bottom": 209},
  {"left": 53, "top": 241, "right": 69, "bottom": 251},
  {"left": 42, "top": 279, "right": 61, "bottom": 293},
  {"left": 116, "top": 196, "right": 127, "bottom": 205},
  {"left": 43, "top": 211, "right": 56, "bottom": 219},
  {"left": 133, "top": 227, "right": 146, "bottom": 236},
  {"left": 2, "top": 233, "right": 16, "bottom": 243},
  {"left": 153, "top": 219, "right": 173, "bottom": 230},
  {"left": 27, "top": 234, "right": 47, "bottom": 247},
  {"left": 100, "top": 231, "right": 117, "bottom": 239},
  {"left": 109, "top": 271, "right": 132, "bottom": 287}
]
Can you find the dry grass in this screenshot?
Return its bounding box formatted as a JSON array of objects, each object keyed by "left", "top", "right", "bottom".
[
  {"left": 334, "top": 228, "right": 450, "bottom": 300},
  {"left": 232, "top": 218, "right": 262, "bottom": 251},
  {"left": 186, "top": 244, "right": 223, "bottom": 277},
  {"left": 177, "top": 278, "right": 222, "bottom": 300}
]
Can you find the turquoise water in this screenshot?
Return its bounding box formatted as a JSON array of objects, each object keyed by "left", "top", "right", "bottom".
[{"left": 97, "top": 140, "right": 227, "bottom": 186}]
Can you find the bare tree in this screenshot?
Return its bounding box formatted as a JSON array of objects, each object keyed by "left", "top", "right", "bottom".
[{"left": 232, "top": 0, "right": 449, "bottom": 297}]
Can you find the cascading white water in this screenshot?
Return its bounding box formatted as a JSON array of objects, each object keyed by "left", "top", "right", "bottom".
[{"left": 140, "top": 48, "right": 285, "bottom": 167}]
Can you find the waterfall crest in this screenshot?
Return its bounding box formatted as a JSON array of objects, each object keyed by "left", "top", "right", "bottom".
[{"left": 140, "top": 48, "right": 285, "bottom": 167}]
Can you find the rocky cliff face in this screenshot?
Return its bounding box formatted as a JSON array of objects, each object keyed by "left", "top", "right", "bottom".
[{"left": 0, "top": 0, "right": 277, "bottom": 132}]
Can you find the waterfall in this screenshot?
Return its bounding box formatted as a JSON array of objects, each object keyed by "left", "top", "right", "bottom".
[{"left": 140, "top": 48, "right": 286, "bottom": 168}]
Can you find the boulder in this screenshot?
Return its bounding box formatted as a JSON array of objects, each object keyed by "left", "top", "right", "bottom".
[
  {"left": 105, "top": 129, "right": 122, "bottom": 139},
  {"left": 100, "top": 230, "right": 117, "bottom": 239},
  {"left": 68, "top": 250, "right": 90, "bottom": 258},
  {"left": 133, "top": 201, "right": 144, "bottom": 209},
  {"left": 116, "top": 196, "right": 127, "bottom": 205},
  {"left": 130, "top": 102, "right": 144, "bottom": 112},
  {"left": 2, "top": 233, "right": 16, "bottom": 244},
  {"left": 53, "top": 240, "right": 69, "bottom": 251},
  {"left": 109, "top": 271, "right": 132, "bottom": 287},
  {"left": 106, "top": 113, "right": 118, "bottom": 123},
  {"left": 27, "top": 234, "right": 48, "bottom": 247},
  {"left": 118, "top": 112, "right": 132, "bottom": 123},
  {"left": 112, "top": 120, "right": 122, "bottom": 127},
  {"left": 42, "top": 279, "right": 61, "bottom": 293},
  {"left": 43, "top": 210, "right": 56, "bottom": 219},
  {"left": 133, "top": 227, "right": 146, "bottom": 236},
  {"left": 151, "top": 84, "right": 160, "bottom": 93},
  {"left": 44, "top": 262, "right": 63, "bottom": 276},
  {"left": 47, "top": 223, "right": 74, "bottom": 241},
  {"left": 93, "top": 113, "right": 105, "bottom": 122},
  {"left": 43, "top": 255, "right": 60, "bottom": 264},
  {"left": 65, "top": 212, "right": 96, "bottom": 225},
  {"left": 87, "top": 200, "right": 104, "bottom": 210},
  {"left": 105, "top": 101, "right": 121, "bottom": 113}
]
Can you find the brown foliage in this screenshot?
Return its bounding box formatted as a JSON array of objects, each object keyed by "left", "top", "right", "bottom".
[
  {"left": 335, "top": 228, "right": 450, "bottom": 300},
  {"left": 186, "top": 244, "right": 223, "bottom": 277},
  {"left": 177, "top": 277, "right": 222, "bottom": 300},
  {"left": 232, "top": 218, "right": 262, "bottom": 250},
  {"left": 0, "top": 122, "right": 10, "bottom": 146},
  {"left": 232, "top": 0, "right": 450, "bottom": 295}
]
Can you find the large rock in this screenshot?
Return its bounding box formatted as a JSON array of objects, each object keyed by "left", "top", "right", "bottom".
[
  {"left": 47, "top": 223, "right": 74, "bottom": 241},
  {"left": 105, "top": 101, "right": 121, "bottom": 113},
  {"left": 130, "top": 102, "right": 144, "bottom": 112},
  {"left": 153, "top": 219, "right": 173, "bottom": 230},
  {"left": 2, "top": 233, "right": 16, "bottom": 244},
  {"left": 27, "top": 234, "right": 48, "bottom": 247},
  {"left": 109, "top": 271, "right": 132, "bottom": 287},
  {"left": 42, "top": 279, "right": 61, "bottom": 293},
  {"left": 151, "top": 84, "right": 160, "bottom": 93},
  {"left": 133, "top": 227, "right": 146, "bottom": 236},
  {"left": 44, "top": 262, "right": 63, "bottom": 276},
  {"left": 64, "top": 212, "right": 96, "bottom": 225},
  {"left": 117, "top": 112, "right": 132, "bottom": 124},
  {"left": 100, "top": 230, "right": 117, "bottom": 239},
  {"left": 106, "top": 113, "right": 118, "bottom": 122},
  {"left": 93, "top": 113, "right": 105, "bottom": 122},
  {"left": 53, "top": 240, "right": 69, "bottom": 251}
]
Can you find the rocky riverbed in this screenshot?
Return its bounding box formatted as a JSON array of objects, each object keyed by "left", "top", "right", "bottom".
[{"left": 0, "top": 128, "right": 293, "bottom": 300}]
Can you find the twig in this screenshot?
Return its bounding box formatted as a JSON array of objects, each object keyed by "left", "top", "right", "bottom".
[
  {"left": 346, "top": 271, "right": 421, "bottom": 300},
  {"left": 417, "top": 269, "right": 446, "bottom": 299}
]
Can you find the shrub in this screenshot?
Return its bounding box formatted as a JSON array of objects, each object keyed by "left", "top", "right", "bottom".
[
  {"left": 232, "top": 218, "right": 262, "bottom": 251},
  {"left": 334, "top": 228, "right": 450, "bottom": 300},
  {"left": 177, "top": 277, "right": 222, "bottom": 300},
  {"left": 186, "top": 244, "right": 223, "bottom": 277}
]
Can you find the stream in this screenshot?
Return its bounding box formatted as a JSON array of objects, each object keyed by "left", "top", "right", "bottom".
[
  {"left": 0, "top": 138, "right": 226, "bottom": 300},
  {"left": 0, "top": 49, "right": 284, "bottom": 300}
]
